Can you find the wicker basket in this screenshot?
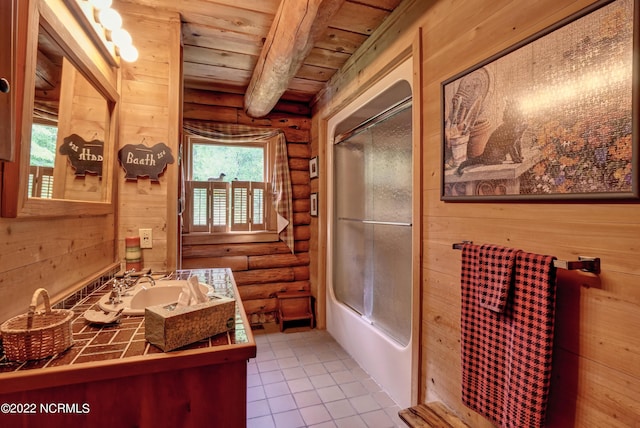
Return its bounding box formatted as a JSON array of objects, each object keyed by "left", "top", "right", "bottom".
[{"left": 0, "top": 288, "right": 74, "bottom": 362}]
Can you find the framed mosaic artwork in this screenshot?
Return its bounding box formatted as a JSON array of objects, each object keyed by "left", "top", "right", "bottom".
[{"left": 441, "top": 0, "right": 637, "bottom": 201}]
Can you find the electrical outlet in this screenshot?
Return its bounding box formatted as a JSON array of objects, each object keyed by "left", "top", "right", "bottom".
[{"left": 139, "top": 228, "right": 153, "bottom": 249}]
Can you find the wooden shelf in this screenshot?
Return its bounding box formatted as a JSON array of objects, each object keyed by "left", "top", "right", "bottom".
[{"left": 277, "top": 291, "right": 314, "bottom": 332}]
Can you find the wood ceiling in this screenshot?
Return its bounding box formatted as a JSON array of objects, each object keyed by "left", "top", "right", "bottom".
[{"left": 120, "top": 0, "right": 403, "bottom": 115}]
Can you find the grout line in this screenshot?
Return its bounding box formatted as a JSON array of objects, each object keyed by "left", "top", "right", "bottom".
[
  {"left": 121, "top": 318, "right": 144, "bottom": 358},
  {"left": 247, "top": 328, "right": 404, "bottom": 428}
]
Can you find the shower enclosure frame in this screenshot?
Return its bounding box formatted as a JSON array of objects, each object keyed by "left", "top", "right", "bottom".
[{"left": 324, "top": 57, "right": 422, "bottom": 408}]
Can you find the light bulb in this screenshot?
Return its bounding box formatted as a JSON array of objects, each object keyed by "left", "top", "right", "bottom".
[
  {"left": 89, "top": 0, "right": 112, "bottom": 10},
  {"left": 119, "top": 45, "right": 138, "bottom": 62},
  {"left": 111, "top": 28, "right": 132, "bottom": 47},
  {"left": 98, "top": 8, "right": 122, "bottom": 31}
]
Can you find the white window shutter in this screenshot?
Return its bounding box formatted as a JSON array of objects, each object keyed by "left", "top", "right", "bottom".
[
  {"left": 211, "top": 182, "right": 229, "bottom": 232},
  {"left": 231, "top": 181, "right": 250, "bottom": 231},
  {"left": 251, "top": 181, "right": 266, "bottom": 231},
  {"left": 189, "top": 181, "right": 210, "bottom": 233}
]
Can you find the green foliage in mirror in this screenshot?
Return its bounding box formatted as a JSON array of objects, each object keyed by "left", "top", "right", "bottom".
[{"left": 30, "top": 124, "right": 57, "bottom": 167}]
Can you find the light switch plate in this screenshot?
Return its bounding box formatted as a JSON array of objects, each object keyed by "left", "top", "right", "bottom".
[{"left": 139, "top": 228, "right": 152, "bottom": 248}]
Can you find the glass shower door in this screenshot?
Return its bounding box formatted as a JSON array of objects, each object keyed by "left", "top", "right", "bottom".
[{"left": 333, "top": 102, "right": 412, "bottom": 346}]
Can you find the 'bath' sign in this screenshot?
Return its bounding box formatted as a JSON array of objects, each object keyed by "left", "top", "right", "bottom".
[
  {"left": 117, "top": 142, "right": 174, "bottom": 182},
  {"left": 59, "top": 134, "right": 104, "bottom": 177}
]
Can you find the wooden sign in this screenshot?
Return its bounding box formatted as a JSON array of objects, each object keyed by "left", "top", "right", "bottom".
[
  {"left": 59, "top": 133, "right": 104, "bottom": 177},
  {"left": 118, "top": 142, "right": 174, "bottom": 182}
]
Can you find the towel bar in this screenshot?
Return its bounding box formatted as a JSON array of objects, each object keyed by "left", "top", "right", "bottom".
[
  {"left": 452, "top": 242, "right": 601, "bottom": 274},
  {"left": 452, "top": 241, "right": 472, "bottom": 250},
  {"left": 552, "top": 257, "right": 600, "bottom": 274}
]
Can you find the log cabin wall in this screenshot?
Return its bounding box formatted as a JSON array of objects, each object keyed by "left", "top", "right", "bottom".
[
  {"left": 181, "top": 89, "right": 312, "bottom": 324},
  {"left": 116, "top": 1, "right": 181, "bottom": 272},
  {"left": 312, "top": 0, "right": 640, "bottom": 426}
]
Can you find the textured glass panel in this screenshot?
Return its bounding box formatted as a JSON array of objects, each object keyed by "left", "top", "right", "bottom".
[
  {"left": 370, "top": 224, "right": 412, "bottom": 345},
  {"left": 369, "top": 107, "right": 413, "bottom": 223},
  {"left": 333, "top": 95, "right": 413, "bottom": 346},
  {"left": 334, "top": 132, "right": 368, "bottom": 221},
  {"left": 333, "top": 219, "right": 366, "bottom": 315},
  {"left": 334, "top": 129, "right": 369, "bottom": 315}
]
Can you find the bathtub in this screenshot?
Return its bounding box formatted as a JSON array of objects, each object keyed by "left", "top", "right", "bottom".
[{"left": 325, "top": 58, "right": 415, "bottom": 409}]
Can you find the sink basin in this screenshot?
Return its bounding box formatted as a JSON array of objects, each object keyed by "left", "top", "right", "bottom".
[{"left": 98, "top": 279, "right": 211, "bottom": 316}]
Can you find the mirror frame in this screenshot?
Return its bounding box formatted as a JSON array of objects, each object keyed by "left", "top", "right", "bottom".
[{"left": 1, "top": 0, "right": 119, "bottom": 218}]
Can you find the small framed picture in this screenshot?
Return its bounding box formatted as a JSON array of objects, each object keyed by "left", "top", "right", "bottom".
[
  {"left": 309, "top": 156, "right": 319, "bottom": 179},
  {"left": 310, "top": 193, "right": 318, "bottom": 216}
]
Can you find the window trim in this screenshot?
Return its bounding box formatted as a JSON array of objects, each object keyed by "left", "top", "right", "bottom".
[
  {"left": 187, "top": 138, "right": 272, "bottom": 182},
  {"left": 182, "top": 135, "right": 278, "bottom": 237}
]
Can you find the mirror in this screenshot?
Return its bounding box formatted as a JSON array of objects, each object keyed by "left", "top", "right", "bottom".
[
  {"left": 2, "top": 0, "right": 119, "bottom": 218},
  {"left": 30, "top": 24, "right": 110, "bottom": 202}
]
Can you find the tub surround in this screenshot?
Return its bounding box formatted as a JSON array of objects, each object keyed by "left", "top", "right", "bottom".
[{"left": 0, "top": 268, "right": 256, "bottom": 428}]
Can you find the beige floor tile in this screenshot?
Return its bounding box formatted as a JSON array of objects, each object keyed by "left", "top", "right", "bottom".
[{"left": 247, "top": 326, "right": 404, "bottom": 428}]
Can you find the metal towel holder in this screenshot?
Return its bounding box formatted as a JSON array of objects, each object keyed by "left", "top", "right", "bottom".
[{"left": 452, "top": 241, "right": 601, "bottom": 274}]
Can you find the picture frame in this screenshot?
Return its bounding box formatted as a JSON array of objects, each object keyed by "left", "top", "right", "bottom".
[
  {"left": 441, "top": 0, "right": 637, "bottom": 201},
  {"left": 310, "top": 192, "right": 318, "bottom": 217},
  {"left": 309, "top": 156, "right": 319, "bottom": 179}
]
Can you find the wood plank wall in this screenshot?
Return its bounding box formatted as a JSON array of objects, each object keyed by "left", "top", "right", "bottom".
[
  {"left": 0, "top": 215, "right": 116, "bottom": 324},
  {"left": 181, "top": 89, "right": 312, "bottom": 324},
  {"left": 116, "top": 1, "right": 181, "bottom": 272},
  {"left": 54, "top": 59, "right": 107, "bottom": 202},
  {"left": 312, "top": 0, "right": 640, "bottom": 426}
]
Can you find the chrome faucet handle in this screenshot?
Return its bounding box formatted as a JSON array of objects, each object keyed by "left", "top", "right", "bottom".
[
  {"left": 122, "top": 270, "right": 138, "bottom": 288},
  {"left": 109, "top": 281, "right": 123, "bottom": 304},
  {"left": 121, "top": 269, "right": 154, "bottom": 288}
]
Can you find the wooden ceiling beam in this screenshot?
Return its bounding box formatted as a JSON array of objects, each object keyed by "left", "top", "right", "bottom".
[{"left": 244, "top": 0, "right": 345, "bottom": 117}]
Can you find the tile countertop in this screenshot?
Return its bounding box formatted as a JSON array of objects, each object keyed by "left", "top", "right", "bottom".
[{"left": 0, "top": 268, "right": 256, "bottom": 395}]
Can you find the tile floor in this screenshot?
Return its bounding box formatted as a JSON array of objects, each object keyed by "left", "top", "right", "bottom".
[{"left": 247, "top": 324, "right": 405, "bottom": 428}]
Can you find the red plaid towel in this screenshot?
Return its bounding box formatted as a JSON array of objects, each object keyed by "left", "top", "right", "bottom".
[
  {"left": 461, "top": 243, "right": 557, "bottom": 428},
  {"left": 477, "top": 244, "right": 518, "bottom": 312}
]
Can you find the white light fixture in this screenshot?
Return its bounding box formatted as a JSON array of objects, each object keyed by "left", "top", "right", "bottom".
[
  {"left": 89, "top": 0, "right": 112, "bottom": 9},
  {"left": 81, "top": 0, "right": 138, "bottom": 63},
  {"left": 111, "top": 28, "right": 132, "bottom": 47},
  {"left": 98, "top": 7, "right": 122, "bottom": 31},
  {"left": 119, "top": 44, "right": 139, "bottom": 63}
]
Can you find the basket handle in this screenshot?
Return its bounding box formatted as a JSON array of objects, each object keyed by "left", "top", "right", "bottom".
[{"left": 27, "top": 288, "right": 52, "bottom": 329}]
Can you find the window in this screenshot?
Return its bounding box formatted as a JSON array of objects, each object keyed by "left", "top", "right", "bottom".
[{"left": 183, "top": 137, "right": 277, "bottom": 234}]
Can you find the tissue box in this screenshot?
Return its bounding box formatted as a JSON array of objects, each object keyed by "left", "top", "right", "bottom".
[{"left": 145, "top": 293, "right": 236, "bottom": 352}]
